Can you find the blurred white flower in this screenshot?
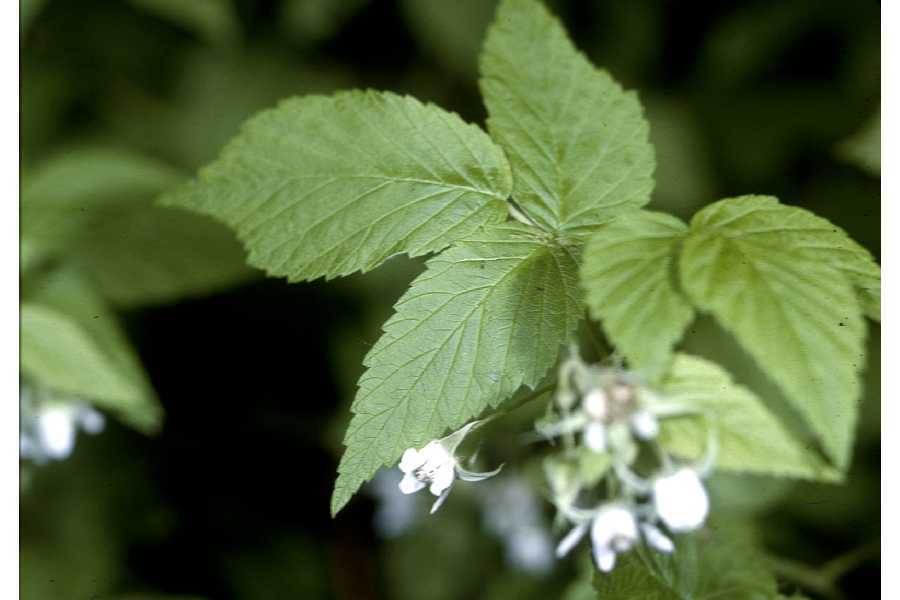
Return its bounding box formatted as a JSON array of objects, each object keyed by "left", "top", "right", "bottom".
[
  {"left": 481, "top": 477, "right": 554, "bottom": 574},
  {"left": 369, "top": 469, "right": 419, "bottom": 538},
  {"left": 556, "top": 504, "right": 639, "bottom": 573},
  {"left": 20, "top": 389, "right": 105, "bottom": 464},
  {"left": 629, "top": 409, "right": 659, "bottom": 440},
  {"left": 640, "top": 522, "right": 674, "bottom": 553},
  {"left": 653, "top": 468, "right": 709, "bottom": 533},
  {"left": 397, "top": 420, "right": 502, "bottom": 513}
]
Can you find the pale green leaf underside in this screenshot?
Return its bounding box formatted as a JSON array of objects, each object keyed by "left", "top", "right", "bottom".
[
  {"left": 331, "top": 224, "right": 581, "bottom": 514},
  {"left": 657, "top": 354, "right": 839, "bottom": 480},
  {"left": 479, "top": 0, "right": 654, "bottom": 234},
  {"left": 22, "top": 146, "right": 253, "bottom": 307},
  {"left": 581, "top": 211, "right": 692, "bottom": 381},
  {"left": 593, "top": 524, "right": 778, "bottom": 600},
  {"left": 163, "top": 90, "right": 513, "bottom": 282},
  {"left": 21, "top": 270, "right": 160, "bottom": 432},
  {"left": 695, "top": 195, "right": 880, "bottom": 321},
  {"left": 680, "top": 196, "right": 866, "bottom": 468}
]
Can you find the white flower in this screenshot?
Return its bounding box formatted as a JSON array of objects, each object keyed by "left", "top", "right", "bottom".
[
  {"left": 590, "top": 505, "right": 639, "bottom": 571},
  {"left": 583, "top": 389, "right": 608, "bottom": 419},
  {"left": 399, "top": 442, "right": 456, "bottom": 497},
  {"left": 556, "top": 504, "right": 639, "bottom": 573},
  {"left": 653, "top": 468, "right": 709, "bottom": 533},
  {"left": 20, "top": 395, "right": 105, "bottom": 464},
  {"left": 583, "top": 421, "right": 607, "bottom": 452},
  {"left": 397, "top": 421, "right": 502, "bottom": 513},
  {"left": 630, "top": 409, "right": 659, "bottom": 440}
]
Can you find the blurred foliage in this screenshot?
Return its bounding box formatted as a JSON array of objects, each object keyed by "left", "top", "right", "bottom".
[{"left": 20, "top": 0, "right": 879, "bottom": 598}]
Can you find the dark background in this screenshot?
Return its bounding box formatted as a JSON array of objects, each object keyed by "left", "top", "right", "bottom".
[{"left": 21, "top": 0, "right": 880, "bottom": 598}]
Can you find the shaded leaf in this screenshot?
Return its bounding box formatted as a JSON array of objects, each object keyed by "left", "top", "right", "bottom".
[
  {"left": 656, "top": 354, "right": 839, "bottom": 480},
  {"left": 21, "top": 269, "right": 160, "bottom": 432},
  {"left": 679, "top": 196, "right": 867, "bottom": 468}
]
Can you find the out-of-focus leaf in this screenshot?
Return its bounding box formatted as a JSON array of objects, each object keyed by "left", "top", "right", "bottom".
[
  {"left": 21, "top": 269, "right": 161, "bottom": 432},
  {"left": 656, "top": 354, "right": 839, "bottom": 480},
  {"left": 837, "top": 108, "right": 880, "bottom": 176},
  {"left": 163, "top": 91, "right": 512, "bottom": 283},
  {"left": 128, "top": 0, "right": 240, "bottom": 45},
  {"left": 22, "top": 146, "right": 253, "bottom": 306},
  {"left": 581, "top": 211, "right": 692, "bottom": 381},
  {"left": 109, "top": 50, "right": 349, "bottom": 169},
  {"left": 680, "top": 196, "right": 868, "bottom": 469},
  {"left": 20, "top": 0, "right": 47, "bottom": 35},
  {"left": 479, "top": 0, "right": 654, "bottom": 234},
  {"left": 401, "top": 0, "right": 498, "bottom": 78},
  {"left": 281, "top": 0, "right": 368, "bottom": 45},
  {"left": 332, "top": 225, "right": 581, "bottom": 515},
  {"left": 706, "top": 473, "right": 794, "bottom": 516}
]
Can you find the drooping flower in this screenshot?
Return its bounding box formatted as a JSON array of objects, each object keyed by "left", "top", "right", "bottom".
[
  {"left": 589, "top": 505, "right": 640, "bottom": 571},
  {"left": 652, "top": 468, "right": 709, "bottom": 533},
  {"left": 397, "top": 419, "right": 502, "bottom": 513},
  {"left": 555, "top": 504, "right": 640, "bottom": 572}
]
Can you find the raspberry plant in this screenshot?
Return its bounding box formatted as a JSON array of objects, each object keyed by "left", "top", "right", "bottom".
[{"left": 160, "top": 0, "right": 880, "bottom": 595}]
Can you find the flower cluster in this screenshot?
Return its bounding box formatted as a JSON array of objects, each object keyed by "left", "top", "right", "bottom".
[
  {"left": 543, "top": 350, "right": 715, "bottom": 573},
  {"left": 387, "top": 348, "right": 716, "bottom": 576}
]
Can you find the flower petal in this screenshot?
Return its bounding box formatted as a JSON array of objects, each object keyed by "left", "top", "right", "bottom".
[
  {"left": 430, "top": 486, "right": 452, "bottom": 514},
  {"left": 429, "top": 463, "right": 456, "bottom": 496},
  {"left": 38, "top": 407, "right": 76, "bottom": 459},
  {"left": 399, "top": 472, "right": 426, "bottom": 495},
  {"left": 653, "top": 468, "right": 709, "bottom": 533},
  {"left": 555, "top": 521, "right": 589, "bottom": 557},
  {"left": 399, "top": 448, "right": 424, "bottom": 473},
  {"left": 583, "top": 389, "right": 608, "bottom": 419},
  {"left": 583, "top": 422, "right": 607, "bottom": 452},
  {"left": 593, "top": 545, "right": 617, "bottom": 573},
  {"left": 420, "top": 441, "right": 453, "bottom": 466},
  {"left": 630, "top": 410, "right": 659, "bottom": 440},
  {"left": 641, "top": 523, "right": 674, "bottom": 553}
]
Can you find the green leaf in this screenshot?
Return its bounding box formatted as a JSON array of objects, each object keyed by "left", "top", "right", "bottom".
[
  {"left": 593, "top": 522, "right": 778, "bottom": 600},
  {"left": 163, "top": 91, "right": 513, "bottom": 282},
  {"left": 331, "top": 224, "right": 581, "bottom": 515},
  {"left": 22, "top": 146, "right": 252, "bottom": 307},
  {"left": 581, "top": 211, "right": 692, "bottom": 381},
  {"left": 679, "top": 196, "right": 867, "bottom": 468},
  {"left": 656, "top": 354, "right": 839, "bottom": 480},
  {"left": 129, "top": 0, "right": 241, "bottom": 45},
  {"left": 479, "top": 0, "right": 654, "bottom": 234},
  {"left": 20, "top": 269, "right": 161, "bottom": 432}
]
